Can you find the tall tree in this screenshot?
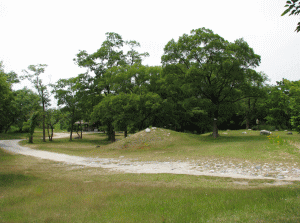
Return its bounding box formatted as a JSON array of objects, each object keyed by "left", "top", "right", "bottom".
[
  {"left": 277, "top": 79, "right": 300, "bottom": 131},
  {"left": 51, "top": 77, "right": 82, "bottom": 141},
  {"left": 74, "top": 32, "right": 148, "bottom": 141},
  {"left": 0, "top": 62, "right": 14, "bottom": 133},
  {"left": 161, "top": 28, "right": 262, "bottom": 138},
  {"left": 22, "top": 64, "right": 50, "bottom": 142},
  {"left": 237, "top": 71, "right": 269, "bottom": 129}
]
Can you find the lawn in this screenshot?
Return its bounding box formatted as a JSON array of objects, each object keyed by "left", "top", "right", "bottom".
[
  {"left": 20, "top": 128, "right": 300, "bottom": 165},
  {"left": 1, "top": 129, "right": 300, "bottom": 222}
]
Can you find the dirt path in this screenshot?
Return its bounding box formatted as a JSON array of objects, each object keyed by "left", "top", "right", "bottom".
[{"left": 1, "top": 134, "right": 300, "bottom": 182}]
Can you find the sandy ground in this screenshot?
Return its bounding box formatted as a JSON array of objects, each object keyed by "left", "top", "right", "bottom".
[{"left": 1, "top": 133, "right": 300, "bottom": 182}]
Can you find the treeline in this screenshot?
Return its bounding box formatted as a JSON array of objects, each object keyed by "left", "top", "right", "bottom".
[{"left": 1, "top": 28, "right": 299, "bottom": 141}]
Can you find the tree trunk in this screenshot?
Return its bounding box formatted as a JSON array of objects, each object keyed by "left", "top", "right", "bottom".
[
  {"left": 43, "top": 103, "right": 45, "bottom": 142},
  {"left": 70, "top": 123, "right": 73, "bottom": 141},
  {"left": 246, "top": 118, "right": 250, "bottom": 130},
  {"left": 245, "top": 98, "right": 251, "bottom": 129},
  {"left": 47, "top": 124, "right": 51, "bottom": 141},
  {"left": 80, "top": 121, "right": 83, "bottom": 139},
  {"left": 50, "top": 125, "right": 53, "bottom": 141},
  {"left": 29, "top": 135, "right": 33, "bottom": 143},
  {"left": 111, "top": 130, "right": 115, "bottom": 143},
  {"left": 213, "top": 118, "right": 219, "bottom": 138},
  {"left": 107, "top": 121, "right": 114, "bottom": 141},
  {"left": 124, "top": 126, "right": 128, "bottom": 138},
  {"left": 212, "top": 109, "right": 219, "bottom": 138}
]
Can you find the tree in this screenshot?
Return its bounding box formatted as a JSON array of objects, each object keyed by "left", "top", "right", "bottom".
[
  {"left": 236, "top": 71, "right": 269, "bottom": 129},
  {"left": 279, "top": 79, "right": 300, "bottom": 131},
  {"left": 264, "top": 80, "right": 291, "bottom": 129},
  {"left": 74, "top": 32, "right": 149, "bottom": 141},
  {"left": 22, "top": 64, "right": 50, "bottom": 142},
  {"left": 23, "top": 111, "right": 40, "bottom": 143},
  {"left": 51, "top": 77, "right": 82, "bottom": 141},
  {"left": 0, "top": 61, "right": 15, "bottom": 133},
  {"left": 10, "top": 88, "right": 41, "bottom": 132},
  {"left": 282, "top": 0, "right": 300, "bottom": 32},
  {"left": 91, "top": 93, "right": 137, "bottom": 140},
  {"left": 161, "top": 28, "right": 262, "bottom": 138},
  {"left": 45, "top": 108, "right": 61, "bottom": 141}
]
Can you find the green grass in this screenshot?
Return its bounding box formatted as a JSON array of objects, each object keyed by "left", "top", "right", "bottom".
[
  {"left": 19, "top": 129, "right": 300, "bottom": 165},
  {"left": 1, "top": 129, "right": 300, "bottom": 222},
  {"left": 0, "top": 132, "right": 28, "bottom": 140},
  {"left": 0, "top": 149, "right": 300, "bottom": 222}
]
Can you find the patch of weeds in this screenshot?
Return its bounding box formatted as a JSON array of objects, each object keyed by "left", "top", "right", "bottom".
[{"left": 267, "top": 134, "right": 286, "bottom": 145}]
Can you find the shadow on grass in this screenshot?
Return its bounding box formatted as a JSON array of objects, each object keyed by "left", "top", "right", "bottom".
[
  {"left": 22, "top": 132, "right": 118, "bottom": 146},
  {"left": 0, "top": 132, "right": 27, "bottom": 140},
  {"left": 0, "top": 173, "right": 38, "bottom": 188},
  {"left": 188, "top": 134, "right": 269, "bottom": 143}
]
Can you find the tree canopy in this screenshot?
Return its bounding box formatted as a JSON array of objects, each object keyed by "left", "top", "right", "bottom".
[
  {"left": 161, "top": 28, "right": 265, "bottom": 137},
  {"left": 3, "top": 28, "right": 300, "bottom": 139}
]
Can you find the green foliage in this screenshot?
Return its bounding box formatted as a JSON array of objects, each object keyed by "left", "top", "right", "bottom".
[
  {"left": 23, "top": 111, "right": 40, "bottom": 143},
  {"left": 74, "top": 32, "right": 151, "bottom": 141},
  {"left": 11, "top": 88, "right": 41, "bottom": 132},
  {"left": 0, "top": 62, "right": 15, "bottom": 133},
  {"left": 282, "top": 0, "right": 300, "bottom": 32},
  {"left": 161, "top": 28, "right": 265, "bottom": 137},
  {"left": 51, "top": 78, "right": 82, "bottom": 140},
  {"left": 22, "top": 64, "right": 50, "bottom": 142},
  {"left": 21, "top": 64, "right": 51, "bottom": 107},
  {"left": 264, "top": 81, "right": 291, "bottom": 129}
]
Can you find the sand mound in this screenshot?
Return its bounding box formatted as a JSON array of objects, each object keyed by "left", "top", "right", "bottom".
[{"left": 110, "top": 127, "right": 174, "bottom": 149}]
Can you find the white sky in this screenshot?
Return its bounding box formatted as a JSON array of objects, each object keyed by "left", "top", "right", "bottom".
[{"left": 1, "top": 0, "right": 299, "bottom": 94}]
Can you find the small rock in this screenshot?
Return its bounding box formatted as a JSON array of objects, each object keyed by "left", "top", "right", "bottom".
[
  {"left": 260, "top": 130, "right": 271, "bottom": 135},
  {"left": 255, "top": 166, "right": 261, "bottom": 170},
  {"left": 242, "top": 132, "right": 247, "bottom": 134},
  {"left": 145, "top": 128, "right": 151, "bottom": 133}
]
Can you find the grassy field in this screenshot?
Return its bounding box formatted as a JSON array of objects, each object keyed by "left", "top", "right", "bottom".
[
  {"left": 19, "top": 128, "right": 300, "bottom": 164},
  {"left": 1, "top": 129, "right": 300, "bottom": 222}
]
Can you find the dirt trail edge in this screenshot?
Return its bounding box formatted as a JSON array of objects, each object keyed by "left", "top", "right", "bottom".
[{"left": 1, "top": 137, "right": 300, "bottom": 182}]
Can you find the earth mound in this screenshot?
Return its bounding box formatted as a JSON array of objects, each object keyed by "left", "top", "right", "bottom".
[{"left": 111, "top": 127, "right": 174, "bottom": 150}]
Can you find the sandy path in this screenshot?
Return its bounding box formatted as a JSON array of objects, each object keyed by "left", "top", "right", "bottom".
[{"left": 1, "top": 134, "right": 300, "bottom": 181}]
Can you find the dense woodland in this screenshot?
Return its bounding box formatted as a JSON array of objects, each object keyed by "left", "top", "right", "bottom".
[{"left": 1, "top": 28, "right": 300, "bottom": 141}]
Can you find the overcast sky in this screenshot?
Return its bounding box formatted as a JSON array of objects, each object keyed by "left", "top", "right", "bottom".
[{"left": 1, "top": 0, "right": 299, "bottom": 92}]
